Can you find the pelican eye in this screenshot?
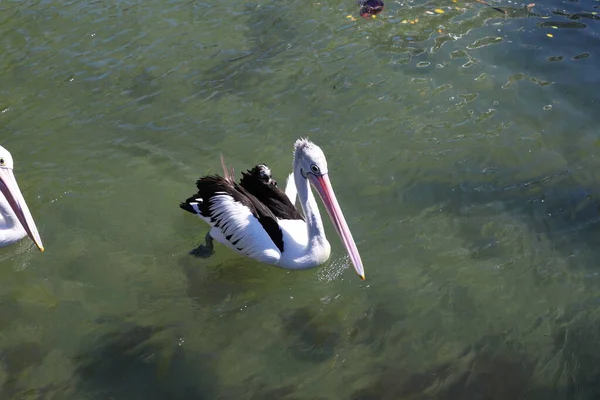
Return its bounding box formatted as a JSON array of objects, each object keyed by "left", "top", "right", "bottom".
[
  {"left": 0, "top": 158, "right": 4, "bottom": 166},
  {"left": 310, "top": 164, "right": 320, "bottom": 174}
]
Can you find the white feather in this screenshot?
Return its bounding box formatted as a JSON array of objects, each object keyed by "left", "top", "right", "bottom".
[
  {"left": 277, "top": 219, "right": 331, "bottom": 269},
  {"left": 199, "top": 193, "right": 281, "bottom": 264}
]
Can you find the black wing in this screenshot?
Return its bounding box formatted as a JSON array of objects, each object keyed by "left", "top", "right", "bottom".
[{"left": 240, "top": 164, "right": 305, "bottom": 221}]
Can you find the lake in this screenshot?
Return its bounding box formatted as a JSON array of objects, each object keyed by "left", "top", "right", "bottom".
[{"left": 2, "top": 0, "right": 600, "bottom": 398}]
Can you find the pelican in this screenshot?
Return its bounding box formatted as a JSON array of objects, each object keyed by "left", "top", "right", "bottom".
[
  {"left": 180, "top": 138, "right": 365, "bottom": 279},
  {"left": 0, "top": 145, "right": 44, "bottom": 252}
]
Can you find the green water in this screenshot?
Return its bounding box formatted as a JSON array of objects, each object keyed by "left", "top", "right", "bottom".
[{"left": 2, "top": 0, "right": 600, "bottom": 398}]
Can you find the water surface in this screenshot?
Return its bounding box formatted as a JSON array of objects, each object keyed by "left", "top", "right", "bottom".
[{"left": 2, "top": 0, "right": 600, "bottom": 398}]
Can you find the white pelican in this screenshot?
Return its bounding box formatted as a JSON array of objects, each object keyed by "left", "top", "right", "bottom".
[
  {"left": 0, "top": 145, "right": 44, "bottom": 252},
  {"left": 180, "top": 138, "right": 365, "bottom": 279}
]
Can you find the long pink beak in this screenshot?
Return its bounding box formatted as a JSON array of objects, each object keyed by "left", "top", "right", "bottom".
[
  {"left": 309, "top": 173, "right": 365, "bottom": 280},
  {"left": 0, "top": 168, "right": 44, "bottom": 252}
]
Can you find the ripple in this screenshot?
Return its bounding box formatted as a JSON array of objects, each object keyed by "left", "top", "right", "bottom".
[
  {"left": 3, "top": 0, "right": 600, "bottom": 397},
  {"left": 433, "top": 83, "right": 453, "bottom": 95},
  {"left": 459, "top": 92, "right": 479, "bottom": 103},
  {"left": 450, "top": 50, "right": 468, "bottom": 59},
  {"left": 572, "top": 52, "right": 590, "bottom": 60},
  {"left": 539, "top": 21, "right": 587, "bottom": 29},
  {"left": 466, "top": 36, "right": 503, "bottom": 50},
  {"left": 475, "top": 108, "right": 497, "bottom": 122},
  {"left": 462, "top": 59, "right": 478, "bottom": 68}
]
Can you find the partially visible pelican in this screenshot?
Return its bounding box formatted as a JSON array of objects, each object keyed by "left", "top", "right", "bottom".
[
  {"left": 0, "top": 145, "right": 44, "bottom": 251},
  {"left": 180, "top": 138, "right": 365, "bottom": 279}
]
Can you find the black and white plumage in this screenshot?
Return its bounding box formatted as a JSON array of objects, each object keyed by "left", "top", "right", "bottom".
[
  {"left": 239, "top": 164, "right": 304, "bottom": 221},
  {"left": 181, "top": 173, "right": 286, "bottom": 259},
  {"left": 180, "top": 138, "right": 365, "bottom": 279}
]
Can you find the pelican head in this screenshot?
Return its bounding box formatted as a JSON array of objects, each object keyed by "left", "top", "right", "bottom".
[
  {"left": 0, "top": 145, "right": 44, "bottom": 252},
  {"left": 293, "top": 138, "right": 365, "bottom": 279}
]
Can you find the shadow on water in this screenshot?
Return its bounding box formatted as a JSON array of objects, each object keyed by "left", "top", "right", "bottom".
[
  {"left": 177, "top": 250, "right": 294, "bottom": 304},
  {"left": 72, "top": 323, "right": 218, "bottom": 399},
  {"left": 349, "top": 333, "right": 542, "bottom": 399},
  {"left": 399, "top": 168, "right": 600, "bottom": 272},
  {"left": 198, "top": 3, "right": 299, "bottom": 101},
  {"left": 350, "top": 301, "right": 409, "bottom": 354},
  {"left": 0, "top": 341, "right": 46, "bottom": 399},
  {"left": 350, "top": 316, "right": 600, "bottom": 400},
  {"left": 222, "top": 378, "right": 328, "bottom": 400},
  {"left": 279, "top": 307, "right": 343, "bottom": 363},
  {"left": 70, "top": 320, "right": 336, "bottom": 400},
  {"left": 341, "top": 167, "right": 600, "bottom": 398},
  {"left": 548, "top": 300, "right": 600, "bottom": 399},
  {"left": 0, "top": 297, "right": 25, "bottom": 332},
  {"left": 179, "top": 252, "right": 251, "bottom": 306},
  {"left": 4, "top": 314, "right": 600, "bottom": 399}
]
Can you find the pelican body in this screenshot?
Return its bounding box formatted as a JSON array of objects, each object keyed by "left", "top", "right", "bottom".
[
  {"left": 180, "top": 138, "right": 365, "bottom": 279},
  {"left": 0, "top": 145, "right": 44, "bottom": 252}
]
